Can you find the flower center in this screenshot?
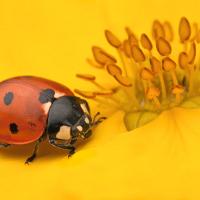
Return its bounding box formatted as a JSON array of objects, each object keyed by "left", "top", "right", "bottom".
[{"left": 75, "top": 17, "right": 200, "bottom": 130}]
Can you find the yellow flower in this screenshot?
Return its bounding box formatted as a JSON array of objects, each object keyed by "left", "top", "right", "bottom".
[{"left": 1, "top": 0, "right": 200, "bottom": 200}]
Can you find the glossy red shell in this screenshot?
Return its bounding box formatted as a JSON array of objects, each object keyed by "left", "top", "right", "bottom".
[{"left": 0, "top": 76, "right": 73, "bottom": 144}]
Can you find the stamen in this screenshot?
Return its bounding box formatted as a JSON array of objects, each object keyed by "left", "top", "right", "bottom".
[
  {"left": 77, "top": 17, "right": 200, "bottom": 123},
  {"left": 76, "top": 74, "right": 96, "bottom": 81},
  {"left": 114, "top": 74, "right": 132, "bottom": 87},
  {"left": 150, "top": 56, "right": 167, "bottom": 99},
  {"left": 163, "top": 21, "right": 174, "bottom": 42},
  {"left": 140, "top": 68, "right": 154, "bottom": 81},
  {"left": 152, "top": 20, "right": 165, "bottom": 40},
  {"left": 123, "top": 40, "right": 132, "bottom": 58},
  {"left": 128, "top": 34, "right": 139, "bottom": 46},
  {"left": 162, "top": 57, "right": 184, "bottom": 103},
  {"left": 76, "top": 73, "right": 105, "bottom": 90},
  {"left": 131, "top": 45, "right": 146, "bottom": 62},
  {"left": 92, "top": 46, "right": 117, "bottom": 65},
  {"left": 179, "top": 52, "right": 189, "bottom": 69},
  {"left": 104, "top": 30, "right": 128, "bottom": 76},
  {"left": 125, "top": 27, "right": 134, "bottom": 36},
  {"left": 156, "top": 37, "right": 171, "bottom": 56},
  {"left": 74, "top": 89, "right": 96, "bottom": 98},
  {"left": 196, "top": 30, "right": 200, "bottom": 43},
  {"left": 146, "top": 87, "right": 161, "bottom": 108},
  {"left": 150, "top": 56, "right": 161, "bottom": 74},
  {"left": 179, "top": 17, "right": 191, "bottom": 43},
  {"left": 106, "top": 64, "right": 122, "bottom": 76},
  {"left": 188, "top": 42, "right": 196, "bottom": 95},
  {"left": 86, "top": 58, "right": 104, "bottom": 69},
  {"left": 117, "top": 49, "right": 128, "bottom": 76},
  {"left": 188, "top": 42, "right": 196, "bottom": 64},
  {"left": 162, "top": 57, "right": 177, "bottom": 82},
  {"left": 172, "top": 85, "right": 184, "bottom": 103},
  {"left": 140, "top": 33, "right": 153, "bottom": 52},
  {"left": 190, "top": 23, "right": 198, "bottom": 42},
  {"left": 93, "top": 90, "right": 114, "bottom": 96},
  {"left": 105, "top": 30, "right": 122, "bottom": 48},
  {"left": 75, "top": 89, "right": 120, "bottom": 108},
  {"left": 140, "top": 68, "right": 161, "bottom": 107}
]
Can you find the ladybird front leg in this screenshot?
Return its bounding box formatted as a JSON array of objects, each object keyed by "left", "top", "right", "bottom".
[{"left": 49, "top": 136, "right": 77, "bottom": 157}]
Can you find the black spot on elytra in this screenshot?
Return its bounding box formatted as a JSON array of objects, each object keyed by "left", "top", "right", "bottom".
[
  {"left": 9, "top": 123, "right": 19, "bottom": 134},
  {"left": 39, "top": 89, "right": 55, "bottom": 104},
  {"left": 4, "top": 92, "right": 14, "bottom": 105}
]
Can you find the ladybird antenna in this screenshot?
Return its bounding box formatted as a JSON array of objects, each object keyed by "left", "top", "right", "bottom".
[{"left": 91, "top": 112, "right": 106, "bottom": 127}]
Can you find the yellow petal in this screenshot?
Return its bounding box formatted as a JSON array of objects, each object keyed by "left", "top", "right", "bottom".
[
  {"left": 1, "top": 0, "right": 200, "bottom": 200},
  {"left": 60, "top": 108, "right": 200, "bottom": 199}
]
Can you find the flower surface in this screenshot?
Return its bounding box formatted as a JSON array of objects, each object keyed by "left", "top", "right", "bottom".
[{"left": 0, "top": 0, "right": 200, "bottom": 200}]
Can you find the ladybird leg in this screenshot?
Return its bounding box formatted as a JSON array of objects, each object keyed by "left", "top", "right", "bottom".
[
  {"left": 25, "top": 134, "right": 47, "bottom": 164},
  {"left": 49, "top": 136, "right": 77, "bottom": 157},
  {"left": 0, "top": 143, "right": 10, "bottom": 148},
  {"left": 25, "top": 140, "right": 41, "bottom": 164}
]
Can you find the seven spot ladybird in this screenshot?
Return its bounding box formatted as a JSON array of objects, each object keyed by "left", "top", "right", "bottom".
[{"left": 0, "top": 76, "right": 105, "bottom": 164}]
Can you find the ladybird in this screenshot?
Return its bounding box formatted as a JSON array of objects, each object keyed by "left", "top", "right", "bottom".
[{"left": 0, "top": 76, "right": 105, "bottom": 164}]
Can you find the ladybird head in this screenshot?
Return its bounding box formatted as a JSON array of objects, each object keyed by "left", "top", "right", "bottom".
[
  {"left": 73, "top": 112, "right": 92, "bottom": 139},
  {"left": 72, "top": 98, "right": 106, "bottom": 139}
]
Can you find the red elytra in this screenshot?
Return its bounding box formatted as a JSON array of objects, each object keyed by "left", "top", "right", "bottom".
[{"left": 0, "top": 76, "right": 73, "bottom": 145}]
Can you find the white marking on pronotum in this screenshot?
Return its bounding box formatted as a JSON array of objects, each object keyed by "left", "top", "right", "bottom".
[
  {"left": 77, "top": 125, "right": 83, "bottom": 132},
  {"left": 54, "top": 91, "right": 65, "bottom": 98},
  {"left": 42, "top": 102, "right": 52, "bottom": 114},
  {"left": 56, "top": 125, "right": 71, "bottom": 140},
  {"left": 85, "top": 117, "right": 90, "bottom": 124},
  {"left": 80, "top": 103, "right": 89, "bottom": 114}
]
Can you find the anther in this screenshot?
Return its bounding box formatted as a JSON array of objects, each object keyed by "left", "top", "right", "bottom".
[
  {"left": 106, "top": 64, "right": 122, "bottom": 76},
  {"left": 152, "top": 20, "right": 165, "bottom": 40},
  {"left": 162, "top": 57, "right": 178, "bottom": 85},
  {"left": 140, "top": 68, "right": 154, "bottom": 81},
  {"left": 156, "top": 37, "right": 171, "bottom": 56},
  {"left": 131, "top": 45, "right": 146, "bottom": 62},
  {"left": 125, "top": 27, "right": 134, "bottom": 37},
  {"left": 105, "top": 30, "right": 122, "bottom": 48},
  {"left": 140, "top": 34, "right": 153, "bottom": 51},
  {"left": 123, "top": 40, "right": 132, "bottom": 58},
  {"left": 179, "top": 52, "right": 189, "bottom": 69},
  {"left": 114, "top": 74, "right": 132, "bottom": 87},
  {"left": 76, "top": 74, "right": 96, "bottom": 81},
  {"left": 146, "top": 87, "right": 161, "bottom": 107},
  {"left": 188, "top": 42, "right": 196, "bottom": 64},
  {"left": 162, "top": 57, "right": 176, "bottom": 72},
  {"left": 128, "top": 34, "right": 138, "bottom": 46},
  {"left": 92, "top": 46, "right": 117, "bottom": 65},
  {"left": 179, "top": 17, "right": 191, "bottom": 43},
  {"left": 163, "top": 21, "right": 173, "bottom": 42},
  {"left": 74, "top": 89, "right": 96, "bottom": 98},
  {"left": 150, "top": 56, "right": 161, "bottom": 74}
]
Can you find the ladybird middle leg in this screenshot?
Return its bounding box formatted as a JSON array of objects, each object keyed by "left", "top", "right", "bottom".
[{"left": 25, "top": 133, "right": 47, "bottom": 164}]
